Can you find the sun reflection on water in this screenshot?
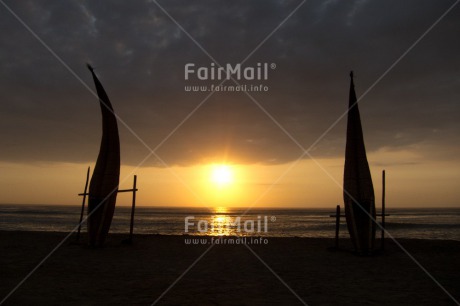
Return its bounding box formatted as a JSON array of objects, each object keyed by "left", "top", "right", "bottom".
[
  {"left": 214, "top": 206, "right": 228, "bottom": 214},
  {"left": 209, "top": 207, "right": 234, "bottom": 236}
]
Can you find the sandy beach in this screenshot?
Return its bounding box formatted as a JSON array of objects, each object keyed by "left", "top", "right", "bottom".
[{"left": 0, "top": 231, "right": 459, "bottom": 305}]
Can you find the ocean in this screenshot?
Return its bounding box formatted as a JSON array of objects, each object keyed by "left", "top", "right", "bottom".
[{"left": 0, "top": 204, "right": 459, "bottom": 241}]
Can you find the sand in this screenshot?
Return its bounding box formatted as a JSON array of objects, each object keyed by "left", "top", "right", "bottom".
[{"left": 0, "top": 231, "right": 459, "bottom": 305}]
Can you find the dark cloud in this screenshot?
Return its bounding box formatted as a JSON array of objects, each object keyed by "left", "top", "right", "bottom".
[{"left": 0, "top": 0, "right": 459, "bottom": 167}]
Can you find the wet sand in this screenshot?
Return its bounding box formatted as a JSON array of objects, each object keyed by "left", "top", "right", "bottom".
[{"left": 0, "top": 231, "right": 459, "bottom": 305}]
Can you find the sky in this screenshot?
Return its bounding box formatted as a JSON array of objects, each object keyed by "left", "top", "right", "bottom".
[{"left": 0, "top": 0, "right": 459, "bottom": 208}]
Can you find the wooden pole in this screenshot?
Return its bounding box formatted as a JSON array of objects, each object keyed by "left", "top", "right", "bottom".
[
  {"left": 335, "top": 205, "right": 340, "bottom": 249},
  {"left": 76, "top": 166, "right": 90, "bottom": 242},
  {"left": 381, "top": 170, "right": 386, "bottom": 250},
  {"left": 128, "top": 175, "right": 137, "bottom": 243}
]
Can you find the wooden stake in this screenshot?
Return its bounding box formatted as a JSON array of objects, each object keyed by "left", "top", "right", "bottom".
[
  {"left": 76, "top": 166, "right": 90, "bottom": 243},
  {"left": 381, "top": 170, "right": 386, "bottom": 251},
  {"left": 128, "top": 175, "right": 137, "bottom": 243},
  {"left": 335, "top": 205, "right": 340, "bottom": 249}
]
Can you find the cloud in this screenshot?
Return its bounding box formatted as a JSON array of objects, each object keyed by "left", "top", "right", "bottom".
[{"left": 0, "top": 0, "right": 459, "bottom": 167}]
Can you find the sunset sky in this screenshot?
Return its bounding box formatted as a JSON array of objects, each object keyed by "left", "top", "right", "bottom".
[{"left": 0, "top": 0, "right": 459, "bottom": 208}]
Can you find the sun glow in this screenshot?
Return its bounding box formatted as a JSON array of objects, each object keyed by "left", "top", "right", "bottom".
[
  {"left": 210, "top": 165, "right": 233, "bottom": 187},
  {"left": 194, "top": 163, "right": 247, "bottom": 207},
  {"left": 205, "top": 164, "right": 240, "bottom": 206}
]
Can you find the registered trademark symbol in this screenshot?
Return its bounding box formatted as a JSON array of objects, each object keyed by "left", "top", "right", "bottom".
[
  {"left": 270, "top": 216, "right": 276, "bottom": 222},
  {"left": 270, "top": 63, "right": 276, "bottom": 69}
]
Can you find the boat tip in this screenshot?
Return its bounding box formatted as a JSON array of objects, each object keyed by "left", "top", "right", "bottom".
[{"left": 86, "top": 63, "right": 94, "bottom": 72}]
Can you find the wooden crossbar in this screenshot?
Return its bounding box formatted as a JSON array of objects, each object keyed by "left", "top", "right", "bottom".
[
  {"left": 76, "top": 169, "right": 139, "bottom": 245},
  {"left": 78, "top": 188, "right": 138, "bottom": 196}
]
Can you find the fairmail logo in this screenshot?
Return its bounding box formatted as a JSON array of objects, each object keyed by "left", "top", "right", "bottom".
[{"left": 184, "top": 62, "right": 276, "bottom": 81}]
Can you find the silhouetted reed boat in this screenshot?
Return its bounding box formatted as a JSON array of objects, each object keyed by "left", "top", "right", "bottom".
[
  {"left": 87, "top": 64, "right": 120, "bottom": 247},
  {"left": 343, "top": 71, "right": 376, "bottom": 254}
]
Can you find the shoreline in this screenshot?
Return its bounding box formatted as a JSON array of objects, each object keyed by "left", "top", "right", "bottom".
[
  {"left": 1, "top": 231, "right": 459, "bottom": 305},
  {"left": 1, "top": 229, "right": 460, "bottom": 242}
]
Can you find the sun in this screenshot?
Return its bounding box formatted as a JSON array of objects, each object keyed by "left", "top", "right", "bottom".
[
  {"left": 201, "top": 164, "right": 245, "bottom": 206},
  {"left": 210, "top": 165, "right": 233, "bottom": 187}
]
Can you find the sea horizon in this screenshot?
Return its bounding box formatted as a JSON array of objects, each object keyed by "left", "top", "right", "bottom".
[{"left": 2, "top": 202, "right": 460, "bottom": 210}]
